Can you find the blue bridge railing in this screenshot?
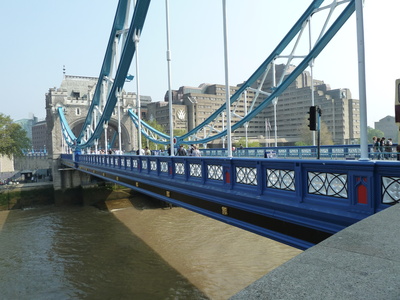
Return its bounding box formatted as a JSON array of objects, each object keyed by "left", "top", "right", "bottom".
[{"left": 201, "top": 144, "right": 399, "bottom": 160}]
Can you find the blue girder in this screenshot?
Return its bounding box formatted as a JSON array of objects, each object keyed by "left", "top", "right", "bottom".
[
  {"left": 59, "top": 0, "right": 356, "bottom": 148},
  {"left": 76, "top": 0, "right": 130, "bottom": 145},
  {"left": 58, "top": 0, "right": 151, "bottom": 149},
  {"left": 178, "top": 0, "right": 355, "bottom": 144},
  {"left": 58, "top": 107, "right": 76, "bottom": 146},
  {"left": 127, "top": 0, "right": 355, "bottom": 146},
  {"left": 128, "top": 109, "right": 171, "bottom": 145}
]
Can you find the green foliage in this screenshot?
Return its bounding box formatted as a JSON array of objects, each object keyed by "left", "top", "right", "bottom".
[
  {"left": 367, "top": 126, "right": 384, "bottom": 143},
  {"left": 173, "top": 129, "right": 187, "bottom": 137},
  {"left": 236, "top": 138, "right": 260, "bottom": 148},
  {"left": 139, "top": 119, "right": 190, "bottom": 150},
  {"left": 297, "top": 117, "right": 334, "bottom": 146},
  {"left": 295, "top": 141, "right": 308, "bottom": 146},
  {"left": 0, "top": 113, "right": 31, "bottom": 157},
  {"left": 141, "top": 119, "right": 168, "bottom": 150}
]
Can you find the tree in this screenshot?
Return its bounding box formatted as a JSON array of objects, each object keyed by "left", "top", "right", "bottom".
[
  {"left": 141, "top": 119, "right": 167, "bottom": 150},
  {"left": 0, "top": 113, "right": 31, "bottom": 157},
  {"left": 173, "top": 128, "right": 186, "bottom": 137},
  {"left": 367, "top": 126, "right": 384, "bottom": 144},
  {"left": 236, "top": 137, "right": 261, "bottom": 148},
  {"left": 296, "top": 117, "right": 334, "bottom": 146}
]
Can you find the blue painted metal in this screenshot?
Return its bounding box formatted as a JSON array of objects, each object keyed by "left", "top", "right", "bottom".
[
  {"left": 60, "top": 153, "right": 395, "bottom": 249},
  {"left": 179, "top": 0, "right": 326, "bottom": 143},
  {"left": 128, "top": 109, "right": 170, "bottom": 144},
  {"left": 202, "top": 144, "right": 399, "bottom": 160},
  {"left": 188, "top": 0, "right": 356, "bottom": 144},
  {"left": 58, "top": 107, "right": 77, "bottom": 146},
  {"left": 58, "top": 0, "right": 357, "bottom": 149},
  {"left": 58, "top": 0, "right": 151, "bottom": 149},
  {"left": 76, "top": 0, "right": 131, "bottom": 145},
  {"left": 109, "top": 131, "right": 118, "bottom": 149},
  {"left": 126, "top": 0, "right": 356, "bottom": 146}
]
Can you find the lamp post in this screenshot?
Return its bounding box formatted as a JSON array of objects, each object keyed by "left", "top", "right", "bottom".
[
  {"left": 165, "top": 0, "right": 174, "bottom": 156},
  {"left": 355, "top": 0, "right": 368, "bottom": 160},
  {"left": 134, "top": 29, "right": 142, "bottom": 154},
  {"left": 116, "top": 89, "right": 122, "bottom": 154},
  {"left": 222, "top": 0, "right": 232, "bottom": 157}
]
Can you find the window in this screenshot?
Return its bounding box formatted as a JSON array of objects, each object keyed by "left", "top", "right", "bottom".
[{"left": 72, "top": 92, "right": 80, "bottom": 99}]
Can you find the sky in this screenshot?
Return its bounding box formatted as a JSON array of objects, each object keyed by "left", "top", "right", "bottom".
[{"left": 0, "top": 0, "right": 399, "bottom": 128}]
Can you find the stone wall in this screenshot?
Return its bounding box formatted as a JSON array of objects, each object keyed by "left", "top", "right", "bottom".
[
  {"left": 14, "top": 156, "right": 51, "bottom": 171},
  {"left": 0, "top": 156, "right": 14, "bottom": 173}
]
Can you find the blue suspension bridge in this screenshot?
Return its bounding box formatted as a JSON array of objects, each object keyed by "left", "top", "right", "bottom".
[{"left": 58, "top": 0, "right": 399, "bottom": 250}]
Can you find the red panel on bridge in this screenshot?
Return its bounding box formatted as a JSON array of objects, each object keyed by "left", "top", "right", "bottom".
[{"left": 357, "top": 178, "right": 368, "bottom": 204}]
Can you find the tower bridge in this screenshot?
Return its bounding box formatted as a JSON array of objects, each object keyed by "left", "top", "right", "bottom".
[
  {"left": 42, "top": 0, "right": 400, "bottom": 251},
  {"left": 46, "top": 75, "right": 145, "bottom": 155}
]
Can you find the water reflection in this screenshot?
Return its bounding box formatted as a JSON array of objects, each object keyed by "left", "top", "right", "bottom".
[{"left": 0, "top": 206, "right": 208, "bottom": 300}]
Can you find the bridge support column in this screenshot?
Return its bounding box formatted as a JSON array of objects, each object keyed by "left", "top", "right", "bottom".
[
  {"left": 52, "top": 155, "right": 94, "bottom": 190},
  {"left": 51, "top": 155, "right": 63, "bottom": 190},
  {"left": 53, "top": 155, "right": 101, "bottom": 205}
]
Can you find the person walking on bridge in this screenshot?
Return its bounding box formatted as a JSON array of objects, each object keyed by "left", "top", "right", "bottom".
[
  {"left": 374, "top": 137, "right": 381, "bottom": 160},
  {"left": 177, "top": 145, "right": 187, "bottom": 156},
  {"left": 379, "top": 137, "right": 386, "bottom": 160},
  {"left": 191, "top": 145, "right": 201, "bottom": 157},
  {"left": 385, "top": 138, "right": 393, "bottom": 159}
]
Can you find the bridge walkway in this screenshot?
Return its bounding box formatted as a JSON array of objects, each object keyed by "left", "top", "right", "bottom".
[{"left": 231, "top": 203, "right": 400, "bottom": 299}]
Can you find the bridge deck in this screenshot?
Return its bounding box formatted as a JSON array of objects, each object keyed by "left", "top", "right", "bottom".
[{"left": 60, "top": 154, "right": 395, "bottom": 250}]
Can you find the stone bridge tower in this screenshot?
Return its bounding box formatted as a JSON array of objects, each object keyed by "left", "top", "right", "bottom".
[{"left": 46, "top": 75, "right": 140, "bottom": 189}]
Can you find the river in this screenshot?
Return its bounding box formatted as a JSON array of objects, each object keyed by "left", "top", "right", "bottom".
[{"left": 0, "top": 194, "right": 302, "bottom": 299}]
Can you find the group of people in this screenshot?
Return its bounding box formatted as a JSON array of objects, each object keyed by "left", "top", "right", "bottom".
[
  {"left": 135, "top": 147, "right": 151, "bottom": 155},
  {"left": 372, "top": 136, "right": 394, "bottom": 160},
  {"left": 174, "top": 144, "right": 201, "bottom": 156}
]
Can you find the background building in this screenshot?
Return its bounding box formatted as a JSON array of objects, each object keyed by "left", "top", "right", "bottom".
[
  {"left": 32, "top": 120, "right": 48, "bottom": 152},
  {"left": 262, "top": 72, "right": 360, "bottom": 144},
  {"left": 146, "top": 64, "right": 360, "bottom": 146},
  {"left": 375, "top": 115, "right": 398, "bottom": 143}
]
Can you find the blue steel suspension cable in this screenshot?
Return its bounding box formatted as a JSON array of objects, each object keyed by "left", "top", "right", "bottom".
[{"left": 128, "top": 0, "right": 355, "bottom": 145}]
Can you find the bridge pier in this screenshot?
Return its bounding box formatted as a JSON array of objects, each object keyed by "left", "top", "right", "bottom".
[
  {"left": 51, "top": 155, "right": 93, "bottom": 191},
  {"left": 51, "top": 155, "right": 95, "bottom": 205},
  {"left": 52, "top": 154, "right": 132, "bottom": 207}
]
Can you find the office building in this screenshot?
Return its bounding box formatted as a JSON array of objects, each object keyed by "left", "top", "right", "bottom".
[
  {"left": 147, "top": 64, "right": 360, "bottom": 146},
  {"left": 32, "top": 120, "right": 48, "bottom": 152},
  {"left": 375, "top": 115, "right": 398, "bottom": 143}
]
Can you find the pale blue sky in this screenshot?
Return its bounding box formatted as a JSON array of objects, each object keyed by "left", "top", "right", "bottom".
[{"left": 0, "top": 0, "right": 399, "bottom": 128}]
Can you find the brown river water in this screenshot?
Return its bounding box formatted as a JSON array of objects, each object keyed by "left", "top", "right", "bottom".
[{"left": 0, "top": 194, "right": 302, "bottom": 299}]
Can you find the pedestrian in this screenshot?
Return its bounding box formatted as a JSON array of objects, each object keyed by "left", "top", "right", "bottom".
[
  {"left": 380, "top": 137, "right": 386, "bottom": 159},
  {"left": 189, "top": 144, "right": 194, "bottom": 156},
  {"left": 372, "top": 136, "right": 378, "bottom": 159},
  {"left": 177, "top": 145, "right": 187, "bottom": 156},
  {"left": 385, "top": 138, "right": 393, "bottom": 159},
  {"left": 191, "top": 145, "right": 201, "bottom": 157},
  {"left": 374, "top": 137, "right": 381, "bottom": 160}
]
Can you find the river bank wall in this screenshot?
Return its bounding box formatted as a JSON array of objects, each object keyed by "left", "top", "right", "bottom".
[{"left": 0, "top": 182, "right": 138, "bottom": 211}]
